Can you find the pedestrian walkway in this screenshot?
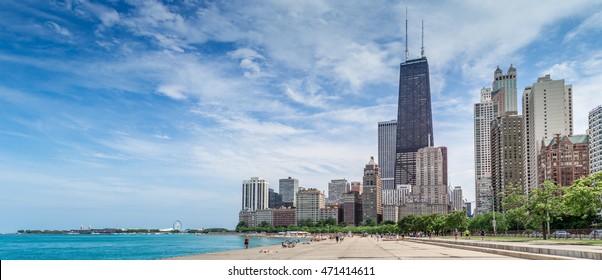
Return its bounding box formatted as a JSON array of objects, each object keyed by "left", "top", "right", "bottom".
[
  {"left": 166, "top": 236, "right": 518, "bottom": 260},
  {"left": 409, "top": 237, "right": 602, "bottom": 260}
]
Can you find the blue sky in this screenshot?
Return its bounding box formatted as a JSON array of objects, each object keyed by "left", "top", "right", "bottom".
[{"left": 1, "top": 0, "right": 601, "bottom": 232}]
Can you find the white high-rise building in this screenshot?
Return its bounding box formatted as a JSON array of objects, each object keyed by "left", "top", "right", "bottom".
[
  {"left": 523, "top": 75, "right": 573, "bottom": 192},
  {"left": 452, "top": 186, "right": 464, "bottom": 211},
  {"left": 590, "top": 105, "right": 602, "bottom": 174},
  {"left": 382, "top": 184, "right": 411, "bottom": 205},
  {"left": 242, "top": 177, "right": 269, "bottom": 211},
  {"left": 378, "top": 120, "right": 397, "bottom": 190},
  {"left": 328, "top": 179, "right": 349, "bottom": 204},
  {"left": 474, "top": 87, "right": 495, "bottom": 215}
]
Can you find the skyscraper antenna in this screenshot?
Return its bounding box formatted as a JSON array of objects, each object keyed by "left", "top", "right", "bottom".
[
  {"left": 405, "top": 7, "right": 409, "bottom": 61},
  {"left": 421, "top": 20, "right": 425, "bottom": 58}
]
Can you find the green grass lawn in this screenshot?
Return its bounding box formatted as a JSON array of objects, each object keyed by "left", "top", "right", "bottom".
[{"left": 437, "top": 235, "right": 602, "bottom": 246}]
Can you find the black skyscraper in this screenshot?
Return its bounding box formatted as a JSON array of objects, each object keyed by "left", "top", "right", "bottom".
[{"left": 394, "top": 57, "right": 434, "bottom": 187}]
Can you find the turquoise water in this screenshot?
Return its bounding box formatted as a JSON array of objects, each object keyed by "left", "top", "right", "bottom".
[{"left": 0, "top": 234, "right": 294, "bottom": 260}]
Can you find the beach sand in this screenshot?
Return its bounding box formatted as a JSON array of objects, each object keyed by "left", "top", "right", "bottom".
[{"left": 165, "top": 236, "right": 517, "bottom": 260}]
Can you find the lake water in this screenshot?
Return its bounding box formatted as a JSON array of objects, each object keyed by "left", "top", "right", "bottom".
[{"left": 0, "top": 234, "right": 293, "bottom": 260}]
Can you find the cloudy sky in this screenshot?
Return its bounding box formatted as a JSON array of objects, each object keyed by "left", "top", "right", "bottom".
[{"left": 1, "top": 0, "right": 601, "bottom": 232}]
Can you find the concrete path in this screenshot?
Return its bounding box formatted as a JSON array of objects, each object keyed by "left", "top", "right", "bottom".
[
  {"left": 167, "top": 236, "right": 518, "bottom": 260},
  {"left": 412, "top": 237, "right": 602, "bottom": 260}
]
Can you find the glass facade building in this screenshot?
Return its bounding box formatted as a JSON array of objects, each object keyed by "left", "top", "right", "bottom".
[
  {"left": 378, "top": 120, "right": 397, "bottom": 190},
  {"left": 394, "top": 57, "right": 434, "bottom": 188}
]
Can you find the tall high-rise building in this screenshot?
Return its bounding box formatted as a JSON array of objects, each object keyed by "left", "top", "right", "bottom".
[
  {"left": 268, "top": 188, "right": 283, "bottom": 209},
  {"left": 399, "top": 146, "right": 450, "bottom": 216},
  {"left": 343, "top": 191, "right": 362, "bottom": 226},
  {"left": 523, "top": 75, "right": 573, "bottom": 192},
  {"left": 328, "top": 179, "right": 350, "bottom": 204},
  {"left": 242, "top": 177, "right": 269, "bottom": 211},
  {"left": 378, "top": 120, "right": 397, "bottom": 190},
  {"left": 452, "top": 186, "right": 463, "bottom": 211},
  {"left": 394, "top": 56, "right": 434, "bottom": 188},
  {"left": 538, "top": 134, "right": 589, "bottom": 187},
  {"left": 491, "top": 114, "right": 524, "bottom": 211},
  {"left": 474, "top": 87, "right": 496, "bottom": 215},
  {"left": 493, "top": 65, "right": 518, "bottom": 113},
  {"left": 415, "top": 146, "right": 449, "bottom": 206},
  {"left": 279, "top": 177, "right": 299, "bottom": 207},
  {"left": 474, "top": 65, "right": 517, "bottom": 215},
  {"left": 590, "top": 105, "right": 602, "bottom": 174},
  {"left": 362, "top": 156, "right": 382, "bottom": 224},
  {"left": 399, "top": 147, "right": 451, "bottom": 217},
  {"left": 295, "top": 188, "right": 325, "bottom": 225}
]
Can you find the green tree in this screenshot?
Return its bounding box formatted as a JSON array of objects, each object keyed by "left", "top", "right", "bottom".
[
  {"left": 414, "top": 215, "right": 432, "bottom": 232},
  {"left": 323, "top": 218, "right": 338, "bottom": 226},
  {"left": 379, "top": 224, "right": 397, "bottom": 234},
  {"left": 563, "top": 172, "right": 602, "bottom": 225},
  {"left": 501, "top": 184, "right": 530, "bottom": 230},
  {"left": 467, "top": 212, "right": 508, "bottom": 232},
  {"left": 525, "top": 180, "right": 565, "bottom": 239},
  {"left": 362, "top": 218, "right": 377, "bottom": 227},
  {"left": 445, "top": 210, "right": 467, "bottom": 234},
  {"left": 430, "top": 213, "right": 447, "bottom": 235},
  {"left": 397, "top": 215, "right": 417, "bottom": 233},
  {"left": 235, "top": 221, "right": 248, "bottom": 232},
  {"left": 297, "top": 219, "right": 315, "bottom": 227}
]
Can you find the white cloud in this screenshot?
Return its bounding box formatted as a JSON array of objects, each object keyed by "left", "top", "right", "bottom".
[
  {"left": 45, "top": 21, "right": 71, "bottom": 37},
  {"left": 228, "top": 48, "right": 264, "bottom": 60},
  {"left": 156, "top": 84, "right": 187, "bottom": 100},
  {"left": 326, "top": 42, "right": 395, "bottom": 90},
  {"left": 152, "top": 134, "right": 171, "bottom": 140},
  {"left": 564, "top": 11, "right": 602, "bottom": 42},
  {"left": 227, "top": 48, "right": 271, "bottom": 78},
  {"left": 79, "top": 0, "right": 120, "bottom": 27},
  {"left": 544, "top": 62, "right": 579, "bottom": 82},
  {"left": 284, "top": 83, "right": 331, "bottom": 109},
  {"left": 216, "top": 115, "right": 310, "bottom": 137}
]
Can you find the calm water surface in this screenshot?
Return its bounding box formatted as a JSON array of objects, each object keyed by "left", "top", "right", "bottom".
[{"left": 0, "top": 234, "right": 293, "bottom": 260}]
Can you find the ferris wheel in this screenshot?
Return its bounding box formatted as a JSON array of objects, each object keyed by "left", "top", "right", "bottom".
[{"left": 173, "top": 220, "right": 182, "bottom": 231}]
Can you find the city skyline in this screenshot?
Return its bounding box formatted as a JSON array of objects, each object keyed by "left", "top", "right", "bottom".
[{"left": 1, "top": 1, "right": 602, "bottom": 232}]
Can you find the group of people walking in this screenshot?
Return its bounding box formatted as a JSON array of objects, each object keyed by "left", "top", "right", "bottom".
[
  {"left": 244, "top": 228, "right": 489, "bottom": 249},
  {"left": 454, "top": 228, "right": 486, "bottom": 240}
]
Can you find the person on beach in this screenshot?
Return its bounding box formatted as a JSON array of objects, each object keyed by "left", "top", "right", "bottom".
[
  {"left": 244, "top": 235, "right": 249, "bottom": 249},
  {"left": 454, "top": 229, "right": 458, "bottom": 240}
]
